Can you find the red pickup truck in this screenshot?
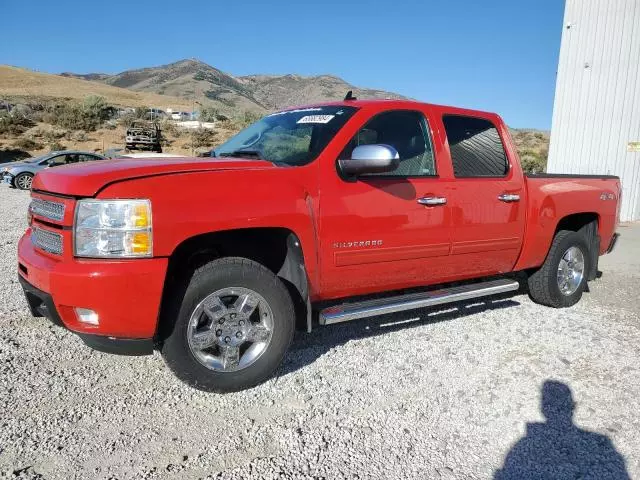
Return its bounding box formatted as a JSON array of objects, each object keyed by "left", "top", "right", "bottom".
[{"left": 17, "top": 99, "right": 621, "bottom": 392}]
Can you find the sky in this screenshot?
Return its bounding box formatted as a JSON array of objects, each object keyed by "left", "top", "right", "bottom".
[{"left": 1, "top": 0, "right": 565, "bottom": 129}]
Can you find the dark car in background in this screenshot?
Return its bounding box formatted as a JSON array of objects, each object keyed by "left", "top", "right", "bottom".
[{"left": 2, "top": 151, "right": 107, "bottom": 190}]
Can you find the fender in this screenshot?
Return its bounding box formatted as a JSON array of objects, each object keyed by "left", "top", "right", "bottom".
[{"left": 99, "top": 165, "right": 321, "bottom": 298}]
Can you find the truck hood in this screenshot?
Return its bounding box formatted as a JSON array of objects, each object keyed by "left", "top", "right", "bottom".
[{"left": 32, "top": 156, "right": 276, "bottom": 196}]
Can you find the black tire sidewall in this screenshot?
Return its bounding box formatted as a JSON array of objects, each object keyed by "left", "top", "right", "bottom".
[
  {"left": 547, "top": 232, "right": 590, "bottom": 307},
  {"left": 162, "top": 259, "right": 295, "bottom": 393}
]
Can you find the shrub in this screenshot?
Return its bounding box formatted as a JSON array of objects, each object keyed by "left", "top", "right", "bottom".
[
  {"left": 66, "top": 130, "right": 88, "bottom": 142},
  {"left": 0, "top": 113, "right": 34, "bottom": 136},
  {"left": 199, "top": 106, "right": 231, "bottom": 123},
  {"left": 43, "top": 129, "right": 68, "bottom": 142},
  {"left": 134, "top": 106, "right": 149, "bottom": 119},
  {"left": 199, "top": 106, "right": 218, "bottom": 122},
  {"left": 520, "top": 152, "right": 547, "bottom": 174},
  {"left": 234, "top": 111, "right": 262, "bottom": 129},
  {"left": 48, "top": 141, "right": 65, "bottom": 151},
  {"left": 44, "top": 96, "right": 113, "bottom": 131},
  {"left": 160, "top": 121, "right": 184, "bottom": 138},
  {"left": 12, "top": 137, "right": 42, "bottom": 151},
  {"left": 186, "top": 128, "right": 217, "bottom": 149}
]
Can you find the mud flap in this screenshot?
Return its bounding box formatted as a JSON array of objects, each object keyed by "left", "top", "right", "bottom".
[{"left": 277, "top": 233, "right": 312, "bottom": 332}]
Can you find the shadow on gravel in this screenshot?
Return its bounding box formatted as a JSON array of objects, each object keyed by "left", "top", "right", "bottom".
[
  {"left": 278, "top": 293, "right": 520, "bottom": 377},
  {"left": 495, "top": 380, "right": 630, "bottom": 480}
]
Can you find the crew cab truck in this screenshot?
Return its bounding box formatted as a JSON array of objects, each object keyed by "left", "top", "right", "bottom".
[{"left": 17, "top": 100, "right": 621, "bottom": 393}]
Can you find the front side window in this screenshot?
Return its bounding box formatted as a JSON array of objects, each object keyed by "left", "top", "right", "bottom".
[
  {"left": 78, "top": 154, "right": 102, "bottom": 162},
  {"left": 213, "top": 106, "right": 358, "bottom": 166},
  {"left": 44, "top": 155, "right": 69, "bottom": 167},
  {"left": 340, "top": 110, "right": 436, "bottom": 177},
  {"left": 443, "top": 115, "right": 508, "bottom": 177}
]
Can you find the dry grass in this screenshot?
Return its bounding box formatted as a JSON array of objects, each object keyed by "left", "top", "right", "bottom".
[{"left": 0, "top": 65, "right": 194, "bottom": 110}]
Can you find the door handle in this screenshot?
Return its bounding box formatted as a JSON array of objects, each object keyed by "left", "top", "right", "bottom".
[
  {"left": 417, "top": 196, "right": 447, "bottom": 206},
  {"left": 498, "top": 193, "right": 520, "bottom": 203}
]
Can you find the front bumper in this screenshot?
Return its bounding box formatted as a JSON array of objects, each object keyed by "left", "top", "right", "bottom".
[
  {"left": 2, "top": 174, "right": 14, "bottom": 185},
  {"left": 19, "top": 275, "right": 154, "bottom": 355},
  {"left": 18, "top": 230, "right": 168, "bottom": 353}
]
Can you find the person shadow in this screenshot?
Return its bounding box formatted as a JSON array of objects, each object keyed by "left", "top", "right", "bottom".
[{"left": 494, "top": 380, "right": 630, "bottom": 480}]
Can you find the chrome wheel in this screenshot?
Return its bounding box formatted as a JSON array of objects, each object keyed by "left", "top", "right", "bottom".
[
  {"left": 187, "top": 287, "right": 274, "bottom": 372},
  {"left": 557, "top": 246, "right": 585, "bottom": 296},
  {"left": 16, "top": 174, "right": 33, "bottom": 190}
]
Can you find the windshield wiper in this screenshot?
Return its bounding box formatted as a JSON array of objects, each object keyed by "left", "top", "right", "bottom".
[{"left": 219, "top": 149, "right": 263, "bottom": 159}]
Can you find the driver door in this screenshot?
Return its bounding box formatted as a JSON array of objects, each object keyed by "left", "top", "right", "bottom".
[{"left": 318, "top": 109, "right": 452, "bottom": 299}]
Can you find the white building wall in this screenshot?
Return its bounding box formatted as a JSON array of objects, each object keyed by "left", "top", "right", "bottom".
[{"left": 548, "top": 0, "right": 640, "bottom": 221}]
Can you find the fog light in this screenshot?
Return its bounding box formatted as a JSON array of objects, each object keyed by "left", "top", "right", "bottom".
[{"left": 75, "top": 308, "right": 99, "bottom": 325}]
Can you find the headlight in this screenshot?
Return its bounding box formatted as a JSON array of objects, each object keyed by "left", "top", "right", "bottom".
[{"left": 74, "top": 199, "right": 152, "bottom": 258}]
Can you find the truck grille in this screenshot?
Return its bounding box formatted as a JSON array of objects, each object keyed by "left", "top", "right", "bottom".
[
  {"left": 31, "top": 227, "right": 63, "bottom": 255},
  {"left": 30, "top": 198, "right": 66, "bottom": 222}
]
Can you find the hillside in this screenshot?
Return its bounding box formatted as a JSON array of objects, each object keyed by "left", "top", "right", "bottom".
[
  {"left": 59, "top": 59, "right": 405, "bottom": 111},
  {"left": 0, "top": 65, "right": 195, "bottom": 110}
]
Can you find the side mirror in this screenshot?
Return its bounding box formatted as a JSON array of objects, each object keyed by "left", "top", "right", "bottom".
[{"left": 338, "top": 144, "right": 400, "bottom": 176}]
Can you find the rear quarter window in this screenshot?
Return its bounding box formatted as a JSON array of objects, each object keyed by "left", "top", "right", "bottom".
[{"left": 443, "top": 115, "right": 508, "bottom": 177}]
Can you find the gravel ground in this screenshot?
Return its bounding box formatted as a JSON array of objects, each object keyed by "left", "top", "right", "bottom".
[{"left": 1, "top": 185, "right": 639, "bottom": 479}]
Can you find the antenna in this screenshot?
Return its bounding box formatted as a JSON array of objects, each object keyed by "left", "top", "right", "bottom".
[{"left": 344, "top": 90, "right": 357, "bottom": 101}]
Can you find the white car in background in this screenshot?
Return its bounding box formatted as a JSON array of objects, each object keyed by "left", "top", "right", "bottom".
[{"left": 170, "top": 111, "right": 190, "bottom": 121}]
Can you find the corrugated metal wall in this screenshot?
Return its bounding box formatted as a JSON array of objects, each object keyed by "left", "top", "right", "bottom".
[{"left": 548, "top": 0, "right": 640, "bottom": 221}]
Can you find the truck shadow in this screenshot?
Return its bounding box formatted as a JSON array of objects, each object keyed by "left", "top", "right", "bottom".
[
  {"left": 494, "top": 380, "right": 630, "bottom": 479},
  {"left": 278, "top": 292, "right": 521, "bottom": 377}
]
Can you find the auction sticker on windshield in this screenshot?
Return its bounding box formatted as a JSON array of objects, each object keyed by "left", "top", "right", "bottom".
[{"left": 297, "top": 115, "right": 335, "bottom": 124}]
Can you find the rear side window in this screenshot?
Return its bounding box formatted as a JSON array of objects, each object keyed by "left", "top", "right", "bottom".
[{"left": 443, "top": 115, "right": 508, "bottom": 177}]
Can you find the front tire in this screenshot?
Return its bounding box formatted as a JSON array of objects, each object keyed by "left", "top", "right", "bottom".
[
  {"left": 528, "top": 230, "right": 590, "bottom": 308},
  {"left": 161, "top": 257, "right": 295, "bottom": 393},
  {"left": 15, "top": 173, "right": 33, "bottom": 190}
]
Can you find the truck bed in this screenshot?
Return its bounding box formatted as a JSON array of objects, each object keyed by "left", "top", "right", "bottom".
[{"left": 526, "top": 173, "right": 620, "bottom": 180}]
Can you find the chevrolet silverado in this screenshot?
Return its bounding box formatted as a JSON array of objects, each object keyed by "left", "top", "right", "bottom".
[{"left": 17, "top": 99, "right": 621, "bottom": 392}]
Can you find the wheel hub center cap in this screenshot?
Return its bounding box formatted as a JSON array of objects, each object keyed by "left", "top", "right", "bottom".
[{"left": 215, "top": 312, "right": 248, "bottom": 347}]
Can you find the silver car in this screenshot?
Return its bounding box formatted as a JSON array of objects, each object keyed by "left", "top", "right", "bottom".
[{"left": 1, "top": 151, "right": 107, "bottom": 190}]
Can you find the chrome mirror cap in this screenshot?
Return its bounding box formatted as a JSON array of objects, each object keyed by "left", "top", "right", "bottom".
[{"left": 339, "top": 144, "right": 400, "bottom": 176}]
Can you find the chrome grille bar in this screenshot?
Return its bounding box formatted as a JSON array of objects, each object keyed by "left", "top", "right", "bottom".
[
  {"left": 30, "top": 198, "right": 65, "bottom": 222},
  {"left": 31, "top": 227, "right": 63, "bottom": 255}
]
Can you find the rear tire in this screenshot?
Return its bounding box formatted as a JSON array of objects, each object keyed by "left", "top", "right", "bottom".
[
  {"left": 161, "top": 257, "right": 295, "bottom": 393},
  {"left": 528, "top": 230, "right": 590, "bottom": 308},
  {"left": 15, "top": 173, "right": 33, "bottom": 190}
]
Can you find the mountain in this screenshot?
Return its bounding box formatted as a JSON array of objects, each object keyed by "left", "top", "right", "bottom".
[
  {"left": 0, "top": 65, "right": 194, "bottom": 110},
  {"left": 58, "top": 59, "right": 406, "bottom": 112},
  {"left": 237, "top": 73, "right": 406, "bottom": 110}
]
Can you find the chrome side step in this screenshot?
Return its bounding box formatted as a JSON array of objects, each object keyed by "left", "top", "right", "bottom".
[{"left": 319, "top": 278, "right": 520, "bottom": 325}]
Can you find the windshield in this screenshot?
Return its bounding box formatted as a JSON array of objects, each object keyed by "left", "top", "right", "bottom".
[{"left": 213, "top": 105, "right": 357, "bottom": 166}]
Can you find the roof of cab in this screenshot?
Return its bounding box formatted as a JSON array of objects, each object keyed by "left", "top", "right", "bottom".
[{"left": 275, "top": 99, "right": 502, "bottom": 121}]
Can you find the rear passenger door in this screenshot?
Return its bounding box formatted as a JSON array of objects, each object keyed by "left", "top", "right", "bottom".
[{"left": 441, "top": 114, "right": 525, "bottom": 275}]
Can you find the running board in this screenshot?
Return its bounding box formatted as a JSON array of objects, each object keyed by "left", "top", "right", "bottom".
[{"left": 319, "top": 278, "right": 520, "bottom": 325}]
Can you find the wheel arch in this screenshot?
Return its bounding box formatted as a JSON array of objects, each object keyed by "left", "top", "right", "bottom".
[
  {"left": 156, "top": 227, "right": 311, "bottom": 343},
  {"left": 553, "top": 212, "right": 600, "bottom": 281}
]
